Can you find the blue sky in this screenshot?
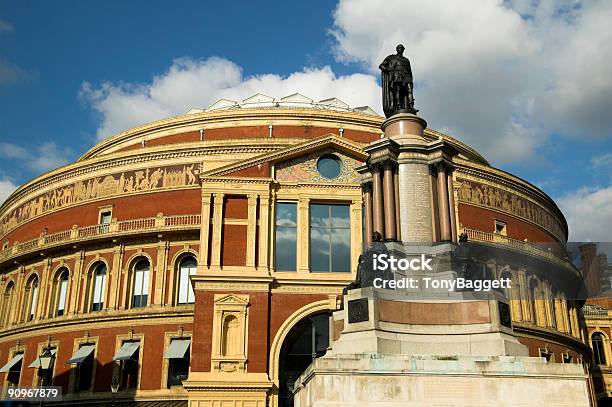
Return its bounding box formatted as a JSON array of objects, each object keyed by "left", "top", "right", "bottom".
[{"left": 0, "top": 0, "right": 611, "bottom": 241}]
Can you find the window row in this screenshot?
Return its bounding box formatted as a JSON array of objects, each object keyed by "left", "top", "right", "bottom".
[
  {"left": 0, "top": 256, "right": 197, "bottom": 326},
  {"left": 0, "top": 337, "right": 192, "bottom": 391}
]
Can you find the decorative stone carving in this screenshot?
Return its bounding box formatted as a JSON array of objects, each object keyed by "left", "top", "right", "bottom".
[
  {"left": 0, "top": 164, "right": 201, "bottom": 238},
  {"left": 276, "top": 149, "right": 361, "bottom": 184},
  {"left": 456, "top": 178, "right": 565, "bottom": 240}
]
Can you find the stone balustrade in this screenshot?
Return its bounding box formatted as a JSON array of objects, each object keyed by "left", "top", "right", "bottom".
[{"left": 0, "top": 213, "right": 201, "bottom": 264}]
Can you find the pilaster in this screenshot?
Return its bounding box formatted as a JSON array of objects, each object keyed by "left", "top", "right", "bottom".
[
  {"left": 246, "top": 194, "right": 258, "bottom": 268},
  {"left": 211, "top": 192, "right": 224, "bottom": 269}
]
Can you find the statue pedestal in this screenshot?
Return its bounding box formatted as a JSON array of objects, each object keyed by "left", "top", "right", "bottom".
[
  {"left": 293, "top": 286, "right": 591, "bottom": 406},
  {"left": 382, "top": 112, "right": 428, "bottom": 146}
]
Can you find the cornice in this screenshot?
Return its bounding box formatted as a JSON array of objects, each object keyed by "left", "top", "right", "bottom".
[
  {"left": 0, "top": 306, "right": 194, "bottom": 342},
  {"left": 80, "top": 107, "right": 385, "bottom": 160}
]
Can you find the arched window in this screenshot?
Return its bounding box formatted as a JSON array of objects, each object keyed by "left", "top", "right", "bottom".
[
  {"left": 131, "top": 259, "right": 150, "bottom": 308},
  {"left": 55, "top": 268, "right": 69, "bottom": 316},
  {"left": 592, "top": 332, "right": 607, "bottom": 365},
  {"left": 1, "top": 282, "right": 15, "bottom": 326},
  {"left": 177, "top": 257, "right": 196, "bottom": 305},
  {"left": 91, "top": 263, "right": 107, "bottom": 312},
  {"left": 26, "top": 275, "right": 39, "bottom": 321}
]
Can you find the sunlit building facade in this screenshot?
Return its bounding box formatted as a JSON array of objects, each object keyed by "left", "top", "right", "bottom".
[{"left": 0, "top": 93, "right": 592, "bottom": 406}]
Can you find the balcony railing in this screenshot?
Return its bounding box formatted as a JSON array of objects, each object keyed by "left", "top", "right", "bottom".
[
  {"left": 0, "top": 213, "right": 201, "bottom": 263},
  {"left": 462, "top": 228, "right": 572, "bottom": 269}
]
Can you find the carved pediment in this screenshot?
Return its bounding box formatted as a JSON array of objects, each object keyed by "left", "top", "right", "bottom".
[{"left": 214, "top": 293, "right": 249, "bottom": 306}]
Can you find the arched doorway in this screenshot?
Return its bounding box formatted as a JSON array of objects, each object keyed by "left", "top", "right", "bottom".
[{"left": 278, "top": 313, "right": 330, "bottom": 407}]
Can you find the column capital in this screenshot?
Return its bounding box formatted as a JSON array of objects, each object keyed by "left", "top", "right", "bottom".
[
  {"left": 431, "top": 160, "right": 455, "bottom": 173},
  {"left": 247, "top": 194, "right": 258, "bottom": 205},
  {"left": 213, "top": 192, "right": 225, "bottom": 203}
]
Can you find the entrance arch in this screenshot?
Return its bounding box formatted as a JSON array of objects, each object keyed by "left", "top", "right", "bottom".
[
  {"left": 278, "top": 313, "right": 330, "bottom": 407},
  {"left": 269, "top": 299, "right": 337, "bottom": 407}
]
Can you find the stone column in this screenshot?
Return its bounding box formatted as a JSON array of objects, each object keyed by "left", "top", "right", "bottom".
[
  {"left": 36, "top": 258, "right": 52, "bottom": 321},
  {"left": 154, "top": 240, "right": 169, "bottom": 305},
  {"left": 372, "top": 165, "right": 385, "bottom": 238},
  {"left": 258, "top": 193, "right": 270, "bottom": 272},
  {"left": 436, "top": 162, "right": 452, "bottom": 242},
  {"left": 363, "top": 183, "right": 373, "bottom": 246},
  {"left": 199, "top": 193, "right": 212, "bottom": 268},
  {"left": 394, "top": 171, "right": 401, "bottom": 241},
  {"left": 68, "top": 250, "right": 84, "bottom": 315},
  {"left": 297, "top": 197, "right": 310, "bottom": 273},
  {"left": 246, "top": 194, "right": 258, "bottom": 268},
  {"left": 211, "top": 193, "right": 224, "bottom": 269},
  {"left": 109, "top": 244, "right": 124, "bottom": 309},
  {"left": 383, "top": 162, "right": 397, "bottom": 241},
  {"left": 447, "top": 170, "right": 458, "bottom": 242}
]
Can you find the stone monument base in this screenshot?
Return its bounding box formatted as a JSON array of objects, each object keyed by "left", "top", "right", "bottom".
[
  {"left": 292, "top": 287, "right": 591, "bottom": 406},
  {"left": 293, "top": 353, "right": 590, "bottom": 407}
]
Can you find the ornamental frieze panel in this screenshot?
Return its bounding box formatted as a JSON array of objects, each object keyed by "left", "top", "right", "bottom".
[
  {"left": 0, "top": 164, "right": 199, "bottom": 237},
  {"left": 456, "top": 177, "right": 565, "bottom": 240},
  {"left": 276, "top": 148, "right": 361, "bottom": 184}
]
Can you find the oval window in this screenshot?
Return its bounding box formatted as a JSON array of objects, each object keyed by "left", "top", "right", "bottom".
[{"left": 317, "top": 155, "right": 342, "bottom": 179}]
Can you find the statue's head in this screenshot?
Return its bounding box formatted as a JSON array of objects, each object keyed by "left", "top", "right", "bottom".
[
  {"left": 372, "top": 231, "right": 383, "bottom": 242},
  {"left": 396, "top": 44, "right": 405, "bottom": 55}
]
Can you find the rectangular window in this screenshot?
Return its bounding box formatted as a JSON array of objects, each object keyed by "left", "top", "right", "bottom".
[
  {"left": 115, "top": 341, "right": 140, "bottom": 390},
  {"left": 165, "top": 338, "right": 191, "bottom": 388},
  {"left": 275, "top": 202, "right": 297, "bottom": 271},
  {"left": 99, "top": 211, "right": 112, "bottom": 225},
  {"left": 66, "top": 343, "right": 96, "bottom": 392},
  {"left": 0, "top": 352, "right": 24, "bottom": 386},
  {"left": 309, "top": 203, "right": 350, "bottom": 272},
  {"left": 494, "top": 219, "right": 507, "bottom": 236}
]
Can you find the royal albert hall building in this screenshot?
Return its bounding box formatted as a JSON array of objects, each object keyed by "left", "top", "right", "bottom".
[{"left": 0, "top": 93, "right": 591, "bottom": 406}]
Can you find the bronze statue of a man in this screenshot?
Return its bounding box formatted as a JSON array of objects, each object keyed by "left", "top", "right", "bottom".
[{"left": 379, "top": 44, "right": 416, "bottom": 118}]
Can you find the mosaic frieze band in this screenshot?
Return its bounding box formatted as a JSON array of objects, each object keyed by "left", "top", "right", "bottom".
[
  {"left": 276, "top": 149, "right": 361, "bottom": 184},
  {"left": 456, "top": 177, "right": 565, "bottom": 241},
  {"left": 0, "top": 164, "right": 200, "bottom": 238}
]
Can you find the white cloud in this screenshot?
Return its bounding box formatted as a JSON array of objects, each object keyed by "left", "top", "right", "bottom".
[
  {"left": 591, "top": 153, "right": 612, "bottom": 169},
  {"left": 331, "top": 0, "right": 612, "bottom": 163},
  {"left": 0, "top": 178, "right": 17, "bottom": 205},
  {"left": 0, "top": 142, "right": 71, "bottom": 173},
  {"left": 80, "top": 1, "right": 612, "bottom": 165},
  {"left": 557, "top": 185, "right": 612, "bottom": 242},
  {"left": 80, "top": 57, "right": 381, "bottom": 140}
]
